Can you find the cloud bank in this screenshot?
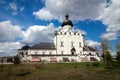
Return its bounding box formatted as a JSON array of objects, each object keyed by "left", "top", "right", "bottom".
[{"left": 0, "top": 20, "right": 56, "bottom": 56}]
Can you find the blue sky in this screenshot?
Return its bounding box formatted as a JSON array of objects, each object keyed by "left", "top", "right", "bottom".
[{"left": 0, "top": 0, "right": 120, "bottom": 56}]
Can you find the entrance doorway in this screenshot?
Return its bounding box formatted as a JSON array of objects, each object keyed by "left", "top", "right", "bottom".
[{"left": 71, "top": 47, "right": 76, "bottom": 55}]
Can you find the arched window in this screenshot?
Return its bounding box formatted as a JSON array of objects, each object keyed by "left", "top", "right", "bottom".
[
  {"left": 69, "top": 32, "right": 71, "bottom": 35},
  {"left": 20, "top": 52, "right": 24, "bottom": 57},
  {"left": 60, "top": 42, "right": 64, "bottom": 47},
  {"left": 79, "top": 42, "right": 82, "bottom": 47},
  {"left": 61, "top": 51, "right": 64, "bottom": 55},
  {"left": 64, "top": 32, "right": 66, "bottom": 35},
  {"left": 26, "top": 52, "right": 28, "bottom": 55},
  {"left": 71, "top": 42, "right": 74, "bottom": 47},
  {"left": 60, "top": 32, "right": 62, "bottom": 34}
]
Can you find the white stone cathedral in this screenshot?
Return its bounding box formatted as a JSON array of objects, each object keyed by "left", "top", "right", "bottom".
[{"left": 18, "top": 15, "right": 101, "bottom": 62}]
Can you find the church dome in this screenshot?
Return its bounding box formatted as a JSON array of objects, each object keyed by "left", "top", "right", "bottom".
[
  {"left": 21, "top": 44, "right": 30, "bottom": 50},
  {"left": 61, "top": 15, "right": 73, "bottom": 27}
]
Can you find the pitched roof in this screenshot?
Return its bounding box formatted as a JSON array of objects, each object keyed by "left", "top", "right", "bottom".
[
  {"left": 30, "top": 42, "right": 56, "bottom": 50},
  {"left": 83, "top": 46, "right": 96, "bottom": 51}
]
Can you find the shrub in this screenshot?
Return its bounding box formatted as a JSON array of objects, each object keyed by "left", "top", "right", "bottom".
[
  {"left": 116, "top": 51, "right": 120, "bottom": 66},
  {"left": 13, "top": 55, "right": 20, "bottom": 64},
  {"left": 105, "top": 51, "right": 112, "bottom": 66}
]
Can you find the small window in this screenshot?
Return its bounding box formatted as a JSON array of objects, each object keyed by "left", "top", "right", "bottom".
[
  {"left": 74, "top": 32, "right": 76, "bottom": 35},
  {"left": 69, "top": 32, "right": 71, "bottom": 35},
  {"left": 20, "top": 52, "right": 24, "bottom": 57},
  {"left": 61, "top": 51, "right": 64, "bottom": 55},
  {"left": 78, "top": 33, "right": 80, "bottom": 35},
  {"left": 49, "top": 52, "right": 52, "bottom": 55},
  {"left": 60, "top": 32, "right": 62, "bottom": 34},
  {"left": 42, "top": 52, "right": 45, "bottom": 55},
  {"left": 89, "top": 53, "right": 91, "bottom": 55},
  {"left": 35, "top": 51, "right": 38, "bottom": 54},
  {"left": 64, "top": 32, "right": 66, "bottom": 35},
  {"left": 71, "top": 42, "right": 74, "bottom": 47},
  {"left": 26, "top": 52, "right": 28, "bottom": 55},
  {"left": 79, "top": 42, "right": 82, "bottom": 47},
  {"left": 60, "top": 42, "right": 64, "bottom": 47}
]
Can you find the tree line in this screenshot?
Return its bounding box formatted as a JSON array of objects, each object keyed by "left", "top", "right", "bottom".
[{"left": 101, "top": 40, "right": 120, "bottom": 69}]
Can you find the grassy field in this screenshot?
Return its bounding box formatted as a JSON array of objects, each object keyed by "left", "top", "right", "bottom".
[{"left": 0, "top": 62, "right": 120, "bottom": 80}]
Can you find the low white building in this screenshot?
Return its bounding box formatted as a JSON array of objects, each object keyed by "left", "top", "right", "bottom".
[{"left": 18, "top": 15, "right": 101, "bottom": 62}]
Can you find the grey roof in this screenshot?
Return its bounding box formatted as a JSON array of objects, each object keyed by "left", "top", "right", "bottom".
[
  {"left": 30, "top": 42, "right": 56, "bottom": 50},
  {"left": 83, "top": 46, "right": 96, "bottom": 51}
]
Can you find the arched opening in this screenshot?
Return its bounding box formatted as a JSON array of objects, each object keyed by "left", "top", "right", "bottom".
[{"left": 71, "top": 47, "right": 76, "bottom": 55}]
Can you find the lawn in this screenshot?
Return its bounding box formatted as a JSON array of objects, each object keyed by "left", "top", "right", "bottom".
[{"left": 0, "top": 62, "right": 120, "bottom": 80}]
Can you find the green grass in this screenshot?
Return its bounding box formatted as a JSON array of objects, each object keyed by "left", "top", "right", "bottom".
[{"left": 0, "top": 62, "right": 120, "bottom": 80}]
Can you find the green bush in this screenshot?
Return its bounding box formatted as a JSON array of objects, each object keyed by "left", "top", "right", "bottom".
[
  {"left": 105, "top": 51, "right": 112, "bottom": 66},
  {"left": 116, "top": 51, "right": 120, "bottom": 66},
  {"left": 13, "top": 55, "right": 21, "bottom": 64}
]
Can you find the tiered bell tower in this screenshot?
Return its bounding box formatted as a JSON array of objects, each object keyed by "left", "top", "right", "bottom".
[{"left": 54, "top": 15, "right": 84, "bottom": 61}]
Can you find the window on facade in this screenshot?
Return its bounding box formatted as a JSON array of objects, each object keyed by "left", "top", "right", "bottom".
[
  {"left": 26, "top": 52, "right": 28, "bottom": 55},
  {"left": 61, "top": 51, "right": 64, "bottom": 55},
  {"left": 74, "top": 32, "right": 76, "bottom": 35},
  {"left": 89, "top": 53, "right": 92, "bottom": 56},
  {"left": 60, "top": 42, "right": 64, "bottom": 47},
  {"left": 42, "top": 52, "right": 45, "bottom": 55},
  {"left": 78, "top": 33, "right": 80, "bottom": 35},
  {"left": 79, "top": 42, "right": 82, "bottom": 47},
  {"left": 60, "top": 32, "right": 62, "bottom": 34},
  {"left": 71, "top": 42, "right": 74, "bottom": 47},
  {"left": 64, "top": 32, "right": 66, "bottom": 35},
  {"left": 20, "top": 52, "right": 24, "bottom": 57},
  {"left": 69, "top": 32, "right": 71, "bottom": 35},
  {"left": 49, "top": 52, "right": 52, "bottom": 55}
]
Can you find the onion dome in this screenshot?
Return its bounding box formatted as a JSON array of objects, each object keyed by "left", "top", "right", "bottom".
[
  {"left": 61, "top": 15, "right": 73, "bottom": 27},
  {"left": 21, "top": 44, "right": 30, "bottom": 50}
]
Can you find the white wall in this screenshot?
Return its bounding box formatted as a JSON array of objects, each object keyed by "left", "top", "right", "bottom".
[{"left": 54, "top": 25, "right": 84, "bottom": 56}]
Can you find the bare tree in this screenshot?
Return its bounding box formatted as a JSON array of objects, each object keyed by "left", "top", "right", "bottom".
[
  {"left": 116, "top": 43, "right": 120, "bottom": 52},
  {"left": 101, "top": 39, "right": 109, "bottom": 62}
]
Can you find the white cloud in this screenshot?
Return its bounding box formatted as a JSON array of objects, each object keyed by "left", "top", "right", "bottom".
[
  {"left": 0, "top": 42, "right": 22, "bottom": 56},
  {"left": 85, "top": 40, "right": 101, "bottom": 48},
  {"left": 0, "top": 20, "right": 23, "bottom": 42},
  {"left": 9, "top": 2, "right": 18, "bottom": 15},
  {"left": 33, "top": 0, "right": 106, "bottom": 21},
  {"left": 9, "top": 2, "right": 17, "bottom": 11},
  {"left": 33, "top": 0, "right": 120, "bottom": 41},
  {"left": 98, "top": 0, "right": 120, "bottom": 41},
  {"left": 33, "top": 8, "right": 56, "bottom": 20},
  {"left": 9, "top": 2, "right": 25, "bottom": 15},
  {"left": 20, "top": 6, "right": 25, "bottom": 11},
  {"left": 0, "top": 20, "right": 57, "bottom": 56},
  {"left": 100, "top": 32, "right": 118, "bottom": 41},
  {"left": 21, "top": 23, "right": 56, "bottom": 44}
]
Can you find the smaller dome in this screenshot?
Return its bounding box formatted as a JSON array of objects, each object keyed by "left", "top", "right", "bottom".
[
  {"left": 21, "top": 44, "right": 30, "bottom": 50},
  {"left": 61, "top": 15, "right": 73, "bottom": 27}
]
